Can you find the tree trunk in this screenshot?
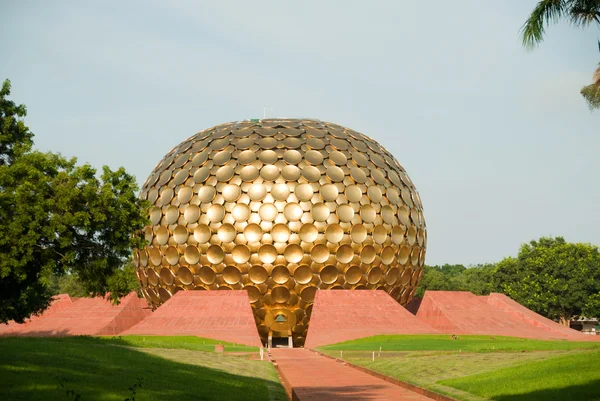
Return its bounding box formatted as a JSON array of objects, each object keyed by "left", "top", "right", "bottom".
[{"left": 559, "top": 316, "right": 572, "bottom": 327}]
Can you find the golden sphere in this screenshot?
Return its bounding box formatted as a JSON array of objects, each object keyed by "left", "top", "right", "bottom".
[{"left": 133, "top": 119, "right": 427, "bottom": 346}]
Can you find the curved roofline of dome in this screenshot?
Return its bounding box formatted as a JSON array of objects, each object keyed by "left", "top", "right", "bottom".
[{"left": 239, "top": 117, "right": 323, "bottom": 123}]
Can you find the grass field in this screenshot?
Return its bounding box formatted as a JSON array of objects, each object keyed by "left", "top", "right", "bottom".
[
  {"left": 99, "top": 335, "right": 259, "bottom": 353},
  {"left": 321, "top": 334, "right": 600, "bottom": 352},
  {"left": 441, "top": 350, "right": 600, "bottom": 401},
  {"left": 320, "top": 334, "right": 600, "bottom": 401},
  {"left": 0, "top": 336, "right": 285, "bottom": 401}
]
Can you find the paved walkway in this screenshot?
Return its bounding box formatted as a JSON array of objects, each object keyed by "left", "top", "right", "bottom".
[{"left": 271, "top": 348, "right": 435, "bottom": 401}]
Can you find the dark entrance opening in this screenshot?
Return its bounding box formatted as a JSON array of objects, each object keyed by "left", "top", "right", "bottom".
[{"left": 271, "top": 337, "right": 290, "bottom": 348}]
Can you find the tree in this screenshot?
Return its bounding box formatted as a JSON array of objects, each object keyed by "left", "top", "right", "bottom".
[
  {"left": 106, "top": 263, "right": 141, "bottom": 298},
  {"left": 415, "top": 264, "right": 467, "bottom": 297},
  {"left": 0, "top": 81, "right": 33, "bottom": 165},
  {"left": 495, "top": 237, "right": 600, "bottom": 326},
  {"left": 415, "top": 263, "right": 500, "bottom": 297},
  {"left": 580, "top": 64, "right": 600, "bottom": 109},
  {"left": 47, "top": 273, "right": 88, "bottom": 298},
  {"left": 49, "top": 263, "right": 141, "bottom": 297},
  {"left": 463, "top": 263, "right": 499, "bottom": 296},
  {"left": 521, "top": 0, "right": 600, "bottom": 109},
  {"left": 0, "top": 79, "right": 148, "bottom": 324},
  {"left": 47, "top": 264, "right": 140, "bottom": 299}
]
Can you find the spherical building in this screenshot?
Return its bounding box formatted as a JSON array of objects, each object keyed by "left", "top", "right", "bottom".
[{"left": 133, "top": 119, "right": 427, "bottom": 346}]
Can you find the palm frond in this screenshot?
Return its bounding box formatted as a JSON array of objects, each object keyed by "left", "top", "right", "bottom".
[
  {"left": 521, "top": 0, "right": 568, "bottom": 49},
  {"left": 569, "top": 0, "right": 600, "bottom": 26},
  {"left": 581, "top": 64, "right": 600, "bottom": 109},
  {"left": 593, "top": 64, "right": 600, "bottom": 84},
  {"left": 581, "top": 83, "right": 600, "bottom": 108}
]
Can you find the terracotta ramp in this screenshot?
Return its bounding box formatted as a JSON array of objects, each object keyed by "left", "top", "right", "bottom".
[
  {"left": 0, "top": 294, "right": 74, "bottom": 335},
  {"left": 486, "top": 292, "right": 595, "bottom": 340},
  {"left": 415, "top": 291, "right": 595, "bottom": 341},
  {"left": 121, "top": 291, "right": 262, "bottom": 347},
  {"left": 0, "top": 292, "right": 147, "bottom": 336},
  {"left": 304, "top": 290, "right": 437, "bottom": 348}
]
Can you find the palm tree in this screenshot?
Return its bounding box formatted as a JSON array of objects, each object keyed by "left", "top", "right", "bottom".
[
  {"left": 521, "top": 0, "right": 600, "bottom": 109},
  {"left": 580, "top": 64, "right": 600, "bottom": 108}
]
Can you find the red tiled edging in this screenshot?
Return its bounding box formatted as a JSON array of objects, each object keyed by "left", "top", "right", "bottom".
[
  {"left": 270, "top": 357, "right": 297, "bottom": 401},
  {"left": 312, "top": 350, "right": 458, "bottom": 401}
]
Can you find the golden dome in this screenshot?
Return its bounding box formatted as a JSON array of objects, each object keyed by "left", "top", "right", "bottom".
[{"left": 133, "top": 118, "right": 427, "bottom": 346}]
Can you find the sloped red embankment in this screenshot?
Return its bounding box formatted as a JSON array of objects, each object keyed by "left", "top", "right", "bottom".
[
  {"left": 304, "top": 290, "right": 438, "bottom": 348},
  {"left": 121, "top": 291, "right": 262, "bottom": 347},
  {"left": 415, "top": 291, "right": 598, "bottom": 341},
  {"left": 0, "top": 292, "right": 148, "bottom": 336}
]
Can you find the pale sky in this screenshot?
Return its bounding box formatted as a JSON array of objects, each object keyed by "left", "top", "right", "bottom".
[{"left": 2, "top": 1, "right": 599, "bottom": 266}]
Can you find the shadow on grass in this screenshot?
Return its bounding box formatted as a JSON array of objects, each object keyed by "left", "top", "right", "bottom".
[
  {"left": 0, "top": 336, "right": 282, "bottom": 401},
  {"left": 493, "top": 379, "right": 600, "bottom": 401},
  {"left": 1, "top": 334, "right": 257, "bottom": 352}
]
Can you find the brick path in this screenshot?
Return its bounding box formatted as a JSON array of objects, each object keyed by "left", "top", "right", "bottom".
[{"left": 271, "top": 348, "right": 435, "bottom": 401}]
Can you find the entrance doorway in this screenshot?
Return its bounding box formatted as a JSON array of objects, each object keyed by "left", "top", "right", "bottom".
[{"left": 271, "top": 337, "right": 291, "bottom": 348}]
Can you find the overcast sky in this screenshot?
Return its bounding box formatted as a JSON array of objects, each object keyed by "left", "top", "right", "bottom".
[{"left": 2, "top": 1, "right": 599, "bottom": 266}]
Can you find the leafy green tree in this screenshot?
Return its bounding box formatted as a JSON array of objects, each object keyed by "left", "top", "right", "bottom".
[
  {"left": 47, "top": 273, "right": 88, "bottom": 298},
  {"left": 415, "top": 263, "right": 500, "bottom": 297},
  {"left": 0, "top": 81, "right": 33, "bottom": 165},
  {"left": 436, "top": 264, "right": 468, "bottom": 277},
  {"left": 107, "top": 263, "right": 141, "bottom": 298},
  {"left": 495, "top": 237, "right": 600, "bottom": 326},
  {"left": 521, "top": 0, "right": 600, "bottom": 109},
  {"left": 463, "top": 263, "right": 499, "bottom": 296},
  {"left": 0, "top": 79, "right": 147, "bottom": 324},
  {"left": 415, "top": 264, "right": 467, "bottom": 297},
  {"left": 48, "top": 263, "right": 139, "bottom": 299}
]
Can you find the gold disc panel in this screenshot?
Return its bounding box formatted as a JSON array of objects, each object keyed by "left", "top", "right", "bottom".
[{"left": 134, "top": 119, "right": 427, "bottom": 347}]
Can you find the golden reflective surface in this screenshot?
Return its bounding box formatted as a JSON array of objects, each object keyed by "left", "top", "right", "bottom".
[{"left": 134, "top": 119, "right": 427, "bottom": 347}]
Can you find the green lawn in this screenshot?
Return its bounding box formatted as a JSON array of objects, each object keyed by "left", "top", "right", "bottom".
[
  {"left": 320, "top": 334, "right": 600, "bottom": 352},
  {"left": 441, "top": 350, "right": 600, "bottom": 401},
  {"left": 0, "top": 337, "right": 285, "bottom": 401},
  {"left": 320, "top": 334, "right": 600, "bottom": 401},
  {"left": 99, "top": 335, "right": 258, "bottom": 353}
]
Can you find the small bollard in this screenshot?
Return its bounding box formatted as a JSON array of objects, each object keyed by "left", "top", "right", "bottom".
[
  {"left": 340, "top": 350, "right": 343, "bottom": 359},
  {"left": 372, "top": 351, "right": 375, "bottom": 361},
  {"left": 260, "top": 347, "right": 264, "bottom": 361},
  {"left": 379, "top": 346, "right": 382, "bottom": 357},
  {"left": 215, "top": 344, "right": 224, "bottom": 353}
]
